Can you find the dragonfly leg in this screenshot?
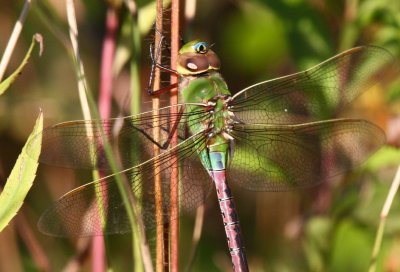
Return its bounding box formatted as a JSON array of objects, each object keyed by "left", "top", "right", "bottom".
[
  {"left": 127, "top": 104, "right": 184, "bottom": 152},
  {"left": 148, "top": 82, "right": 179, "bottom": 96},
  {"left": 159, "top": 106, "right": 184, "bottom": 149},
  {"left": 147, "top": 36, "right": 179, "bottom": 96}
]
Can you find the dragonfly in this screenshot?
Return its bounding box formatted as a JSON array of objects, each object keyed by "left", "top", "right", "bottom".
[{"left": 29, "top": 40, "right": 394, "bottom": 271}]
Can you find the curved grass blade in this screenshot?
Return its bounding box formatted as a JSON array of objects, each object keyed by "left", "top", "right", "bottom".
[
  {"left": 0, "top": 112, "right": 43, "bottom": 231},
  {"left": 0, "top": 34, "right": 42, "bottom": 95}
]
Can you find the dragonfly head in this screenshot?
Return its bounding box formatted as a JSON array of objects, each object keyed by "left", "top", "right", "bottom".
[{"left": 177, "top": 40, "right": 220, "bottom": 76}]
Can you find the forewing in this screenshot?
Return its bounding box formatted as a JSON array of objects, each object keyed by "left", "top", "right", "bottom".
[
  {"left": 37, "top": 133, "right": 212, "bottom": 237},
  {"left": 228, "top": 119, "right": 385, "bottom": 191},
  {"left": 27, "top": 104, "right": 210, "bottom": 170},
  {"left": 230, "top": 46, "right": 395, "bottom": 124}
]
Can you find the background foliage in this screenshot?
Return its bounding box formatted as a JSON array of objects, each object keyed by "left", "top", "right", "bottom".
[{"left": 0, "top": 0, "right": 400, "bottom": 271}]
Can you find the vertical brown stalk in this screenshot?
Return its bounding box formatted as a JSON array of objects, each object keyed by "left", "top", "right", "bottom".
[
  {"left": 153, "top": 0, "right": 164, "bottom": 271},
  {"left": 169, "top": 0, "right": 180, "bottom": 271}
]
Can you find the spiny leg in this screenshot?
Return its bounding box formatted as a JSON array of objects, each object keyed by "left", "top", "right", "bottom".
[{"left": 147, "top": 32, "right": 179, "bottom": 96}]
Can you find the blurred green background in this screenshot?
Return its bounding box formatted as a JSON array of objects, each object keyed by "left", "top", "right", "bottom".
[{"left": 1, "top": 0, "right": 400, "bottom": 271}]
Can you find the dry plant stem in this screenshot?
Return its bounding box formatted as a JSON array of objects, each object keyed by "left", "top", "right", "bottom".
[
  {"left": 65, "top": 1, "right": 98, "bottom": 270},
  {"left": 368, "top": 165, "right": 400, "bottom": 272},
  {"left": 0, "top": 0, "right": 32, "bottom": 81},
  {"left": 169, "top": 0, "right": 180, "bottom": 271},
  {"left": 153, "top": 0, "right": 164, "bottom": 271},
  {"left": 66, "top": 0, "right": 93, "bottom": 121}
]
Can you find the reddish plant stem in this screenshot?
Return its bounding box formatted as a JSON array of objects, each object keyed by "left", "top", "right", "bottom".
[
  {"left": 98, "top": 8, "right": 119, "bottom": 118},
  {"left": 169, "top": 0, "right": 180, "bottom": 271},
  {"left": 92, "top": 6, "right": 119, "bottom": 272}
]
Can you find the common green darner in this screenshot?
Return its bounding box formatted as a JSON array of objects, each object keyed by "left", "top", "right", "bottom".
[{"left": 29, "top": 40, "right": 394, "bottom": 271}]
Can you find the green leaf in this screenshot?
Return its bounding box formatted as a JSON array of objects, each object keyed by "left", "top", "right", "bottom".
[
  {"left": 0, "top": 112, "right": 43, "bottom": 232},
  {"left": 0, "top": 34, "right": 43, "bottom": 96},
  {"left": 365, "top": 146, "right": 400, "bottom": 171},
  {"left": 330, "top": 220, "right": 373, "bottom": 272}
]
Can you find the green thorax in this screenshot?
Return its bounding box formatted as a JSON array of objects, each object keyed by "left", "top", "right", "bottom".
[
  {"left": 179, "top": 72, "right": 231, "bottom": 103},
  {"left": 179, "top": 71, "right": 232, "bottom": 137},
  {"left": 177, "top": 41, "right": 233, "bottom": 172}
]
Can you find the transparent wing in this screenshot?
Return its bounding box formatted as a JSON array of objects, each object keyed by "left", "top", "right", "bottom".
[
  {"left": 228, "top": 119, "right": 385, "bottom": 191},
  {"left": 230, "top": 46, "right": 395, "bottom": 124},
  {"left": 27, "top": 104, "right": 210, "bottom": 170},
  {"left": 37, "top": 133, "right": 212, "bottom": 237}
]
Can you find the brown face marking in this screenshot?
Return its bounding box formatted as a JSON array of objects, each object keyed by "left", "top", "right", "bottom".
[
  {"left": 178, "top": 53, "right": 209, "bottom": 73},
  {"left": 206, "top": 51, "right": 220, "bottom": 70},
  {"left": 177, "top": 50, "right": 220, "bottom": 75}
]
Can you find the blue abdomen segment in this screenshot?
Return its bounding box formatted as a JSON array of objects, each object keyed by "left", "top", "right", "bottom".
[{"left": 209, "top": 151, "right": 227, "bottom": 171}]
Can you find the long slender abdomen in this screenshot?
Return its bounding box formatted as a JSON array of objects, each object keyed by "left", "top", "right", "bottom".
[{"left": 209, "top": 151, "right": 249, "bottom": 272}]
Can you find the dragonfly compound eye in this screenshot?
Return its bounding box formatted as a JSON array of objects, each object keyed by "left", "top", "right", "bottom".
[{"left": 194, "top": 42, "right": 209, "bottom": 54}]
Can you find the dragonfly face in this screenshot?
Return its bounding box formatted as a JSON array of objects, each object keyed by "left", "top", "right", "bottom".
[{"left": 177, "top": 40, "right": 220, "bottom": 75}]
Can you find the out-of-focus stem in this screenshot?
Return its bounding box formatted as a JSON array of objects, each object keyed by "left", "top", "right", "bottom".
[
  {"left": 368, "top": 165, "right": 400, "bottom": 272},
  {"left": 128, "top": 9, "right": 148, "bottom": 272},
  {"left": 92, "top": 6, "right": 120, "bottom": 272},
  {"left": 0, "top": 0, "right": 32, "bottom": 81},
  {"left": 65, "top": 0, "right": 94, "bottom": 120},
  {"left": 99, "top": 8, "right": 118, "bottom": 118},
  {"left": 184, "top": 0, "right": 196, "bottom": 37}
]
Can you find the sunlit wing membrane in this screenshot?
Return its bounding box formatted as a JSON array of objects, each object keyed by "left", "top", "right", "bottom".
[
  {"left": 37, "top": 132, "right": 213, "bottom": 237},
  {"left": 228, "top": 119, "right": 385, "bottom": 191},
  {"left": 27, "top": 104, "right": 210, "bottom": 170},
  {"left": 230, "top": 46, "right": 395, "bottom": 124}
]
